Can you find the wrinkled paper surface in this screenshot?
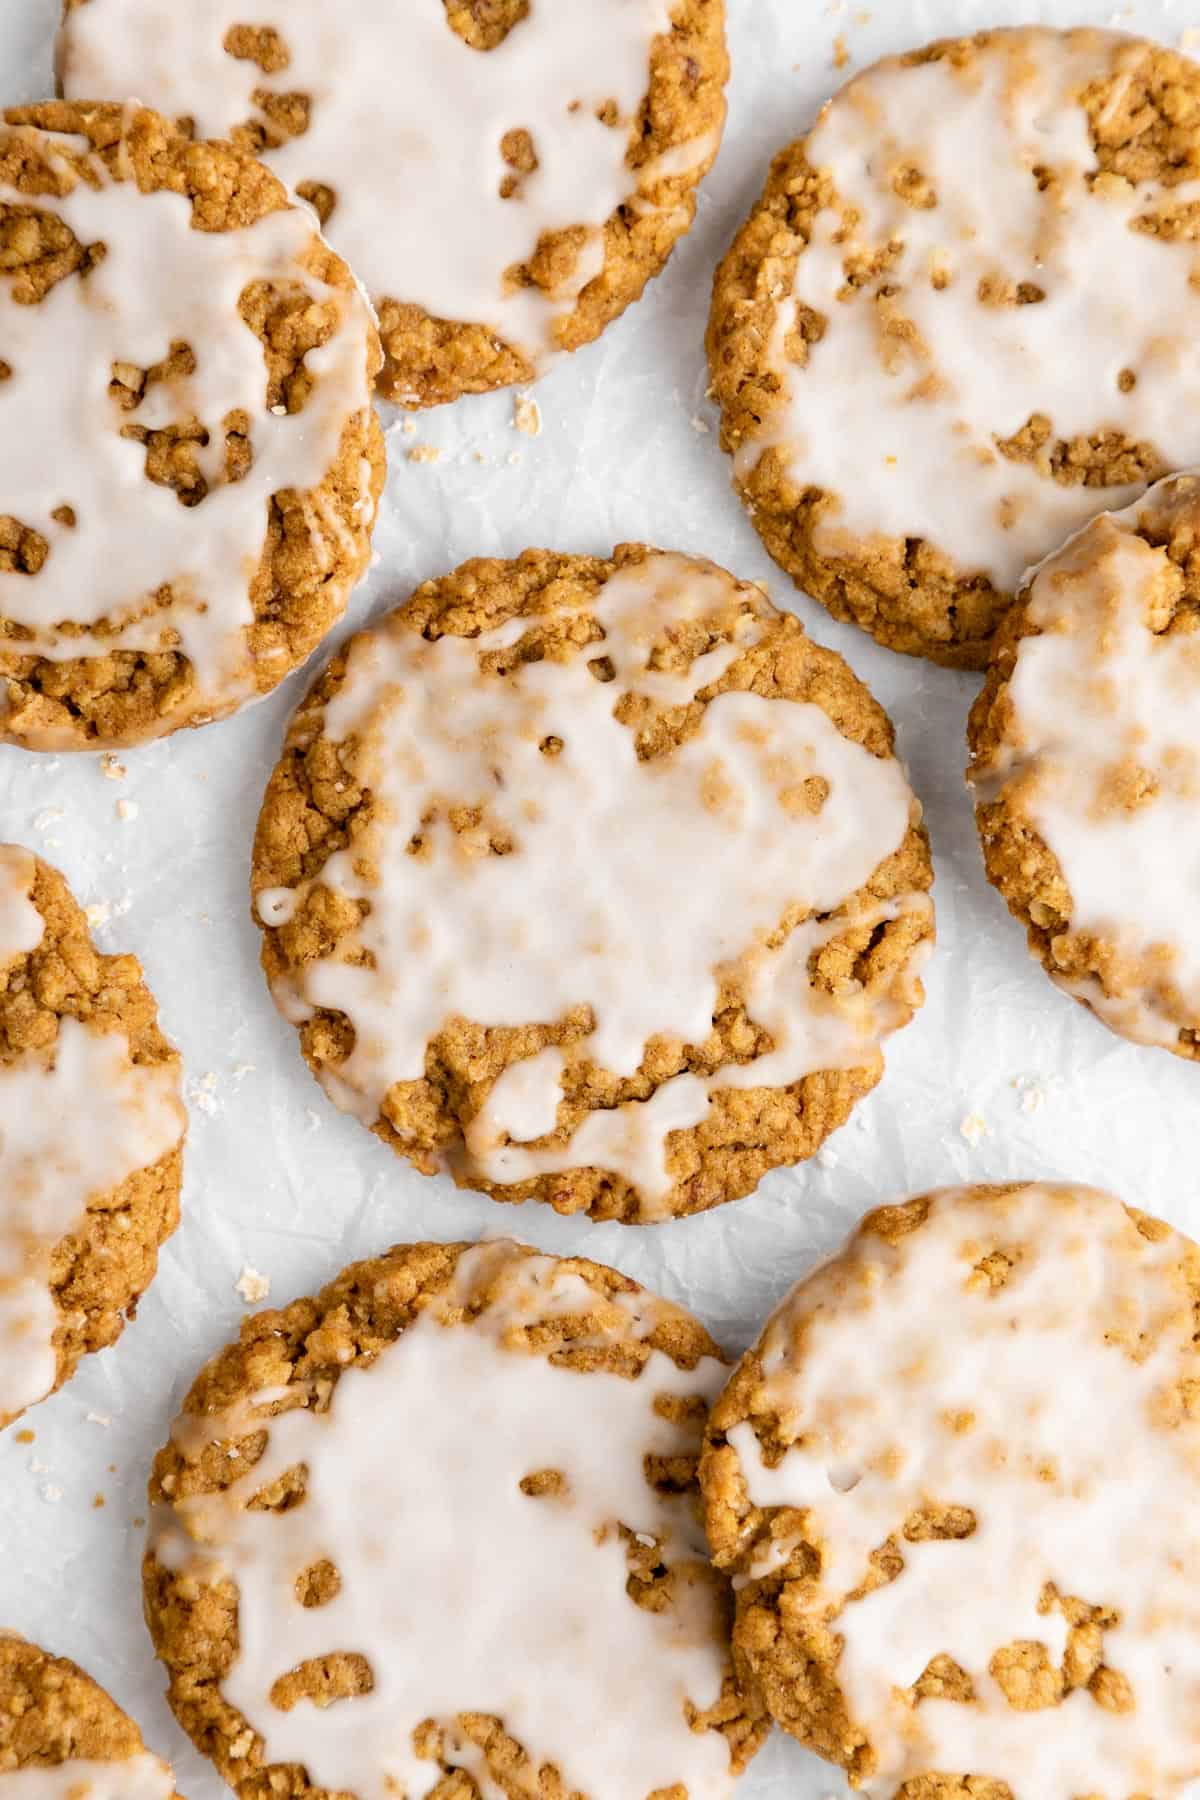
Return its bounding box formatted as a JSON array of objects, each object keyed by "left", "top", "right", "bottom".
[{"left": 3, "top": 3, "right": 1200, "bottom": 1795}]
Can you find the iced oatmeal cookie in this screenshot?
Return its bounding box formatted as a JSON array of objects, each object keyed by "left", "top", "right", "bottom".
[
  {"left": 0, "top": 1633, "right": 180, "bottom": 1794},
  {"left": 0, "top": 843, "right": 185, "bottom": 1430},
  {"left": 701, "top": 1181, "right": 1200, "bottom": 1797},
  {"left": 0, "top": 101, "right": 383, "bottom": 750},
  {"left": 250, "top": 545, "right": 934, "bottom": 1224},
  {"left": 144, "top": 1237, "right": 765, "bottom": 1800},
  {"left": 708, "top": 27, "right": 1200, "bottom": 669},
  {"left": 59, "top": 0, "right": 728, "bottom": 406},
  {"left": 969, "top": 471, "right": 1200, "bottom": 1057}
]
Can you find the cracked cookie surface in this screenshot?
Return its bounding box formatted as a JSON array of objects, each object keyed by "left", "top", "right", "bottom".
[
  {"left": 701, "top": 1181, "right": 1200, "bottom": 1797},
  {"left": 0, "top": 100, "right": 382, "bottom": 749},
  {"left": 251, "top": 544, "right": 933, "bottom": 1223},
  {"left": 145, "top": 1237, "right": 766, "bottom": 1800},
  {"left": 708, "top": 27, "right": 1200, "bottom": 669}
]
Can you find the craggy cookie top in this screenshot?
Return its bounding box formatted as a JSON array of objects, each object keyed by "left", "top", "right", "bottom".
[
  {"left": 0, "top": 843, "right": 185, "bottom": 1428},
  {"left": 708, "top": 27, "right": 1200, "bottom": 668},
  {"left": 702, "top": 1182, "right": 1200, "bottom": 1797},
  {"left": 251, "top": 546, "right": 933, "bottom": 1223},
  {"left": 60, "top": 0, "right": 728, "bottom": 405},
  {"left": 145, "top": 1238, "right": 764, "bottom": 1800},
  {"left": 0, "top": 1634, "right": 180, "bottom": 1796},
  {"left": 969, "top": 472, "right": 1200, "bottom": 1058},
  {"left": 0, "top": 101, "right": 382, "bottom": 750}
]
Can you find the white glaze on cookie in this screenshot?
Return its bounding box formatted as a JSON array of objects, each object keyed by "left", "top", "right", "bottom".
[
  {"left": 728, "top": 1183, "right": 1200, "bottom": 1797},
  {"left": 59, "top": 0, "right": 702, "bottom": 378},
  {"left": 0, "top": 119, "right": 376, "bottom": 743},
  {"left": 0, "top": 1754, "right": 176, "bottom": 1797},
  {"left": 740, "top": 28, "right": 1200, "bottom": 593},
  {"left": 257, "top": 554, "right": 929, "bottom": 1213},
  {"left": 0, "top": 983, "right": 185, "bottom": 1424},
  {"left": 154, "top": 1242, "right": 735, "bottom": 1800},
  {"left": 969, "top": 473, "right": 1200, "bottom": 1050},
  {"left": 0, "top": 847, "right": 44, "bottom": 964}
]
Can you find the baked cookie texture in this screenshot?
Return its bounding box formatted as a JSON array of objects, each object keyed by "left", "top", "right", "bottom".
[
  {"left": 707, "top": 26, "right": 1200, "bottom": 670},
  {"left": 0, "top": 100, "right": 383, "bottom": 751},
  {"left": 251, "top": 544, "right": 934, "bottom": 1224},
  {"left": 0, "top": 1633, "right": 181, "bottom": 1794},
  {"left": 0, "top": 843, "right": 185, "bottom": 1430},
  {"left": 969, "top": 471, "right": 1200, "bottom": 1057},
  {"left": 144, "top": 1237, "right": 767, "bottom": 1800},
  {"left": 59, "top": 0, "right": 728, "bottom": 407},
  {"left": 701, "top": 1182, "right": 1200, "bottom": 1798}
]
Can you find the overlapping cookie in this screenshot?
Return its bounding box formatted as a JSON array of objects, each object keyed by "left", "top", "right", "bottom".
[
  {"left": 60, "top": 0, "right": 729, "bottom": 405},
  {"left": 708, "top": 27, "right": 1200, "bottom": 667},
  {"left": 0, "top": 102, "right": 382, "bottom": 749},
  {"left": 969, "top": 470, "right": 1200, "bottom": 1057}
]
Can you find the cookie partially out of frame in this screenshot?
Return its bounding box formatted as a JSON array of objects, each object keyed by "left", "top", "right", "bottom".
[
  {"left": 708, "top": 26, "right": 1200, "bottom": 668},
  {"left": 0, "top": 1632, "right": 181, "bottom": 1795},
  {"left": 0, "top": 842, "right": 185, "bottom": 1430},
  {"left": 969, "top": 470, "right": 1200, "bottom": 1057},
  {"left": 0, "top": 100, "right": 382, "bottom": 749},
  {"left": 60, "top": 0, "right": 728, "bottom": 405},
  {"left": 145, "top": 1237, "right": 766, "bottom": 1800},
  {"left": 702, "top": 1181, "right": 1200, "bottom": 1797}
]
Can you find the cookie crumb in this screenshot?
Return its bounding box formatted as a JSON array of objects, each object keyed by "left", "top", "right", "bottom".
[
  {"left": 235, "top": 1265, "right": 271, "bottom": 1305},
  {"left": 186, "top": 1072, "right": 219, "bottom": 1117},
  {"left": 92, "top": 1492, "right": 105, "bottom": 1509},
  {"left": 1012, "top": 1075, "right": 1054, "bottom": 1115},
  {"left": 832, "top": 35, "right": 850, "bottom": 68},
  {"left": 100, "top": 753, "right": 126, "bottom": 780},
  {"left": 86, "top": 1411, "right": 111, "bottom": 1427},
  {"left": 689, "top": 415, "right": 710, "bottom": 434},
  {"left": 115, "top": 798, "right": 138, "bottom": 822},
  {"left": 40, "top": 1483, "right": 62, "bottom": 1504},
  {"left": 513, "top": 392, "right": 542, "bottom": 437},
  {"left": 959, "top": 1111, "right": 990, "bottom": 1146},
  {"left": 14, "top": 1429, "right": 33, "bottom": 1445},
  {"left": 406, "top": 443, "right": 441, "bottom": 465}
]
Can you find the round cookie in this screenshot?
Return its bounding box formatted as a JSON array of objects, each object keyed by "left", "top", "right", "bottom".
[
  {"left": 707, "top": 26, "right": 1200, "bottom": 670},
  {"left": 0, "top": 1633, "right": 180, "bottom": 1795},
  {"left": 969, "top": 471, "right": 1200, "bottom": 1057},
  {"left": 59, "top": 0, "right": 728, "bottom": 407},
  {"left": 0, "top": 101, "right": 383, "bottom": 751},
  {"left": 144, "top": 1237, "right": 766, "bottom": 1800},
  {"left": 701, "top": 1182, "right": 1200, "bottom": 1798},
  {"left": 0, "top": 843, "right": 185, "bottom": 1430},
  {"left": 250, "top": 544, "right": 934, "bottom": 1224}
]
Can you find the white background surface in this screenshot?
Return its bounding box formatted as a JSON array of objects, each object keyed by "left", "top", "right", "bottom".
[{"left": 2, "top": 2, "right": 1200, "bottom": 1796}]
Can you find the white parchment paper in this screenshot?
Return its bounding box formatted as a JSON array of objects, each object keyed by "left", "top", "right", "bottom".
[{"left": 2, "top": 2, "right": 1199, "bottom": 1795}]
